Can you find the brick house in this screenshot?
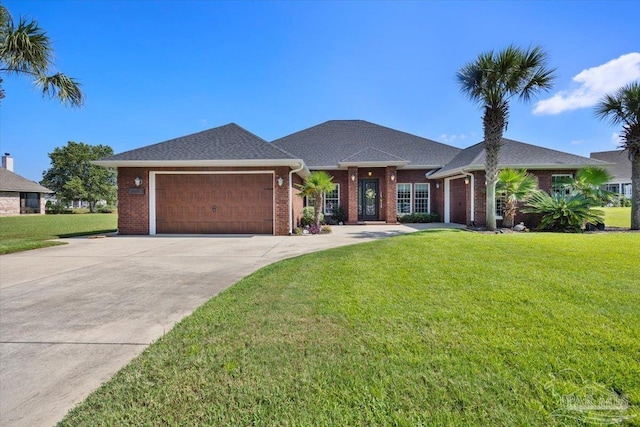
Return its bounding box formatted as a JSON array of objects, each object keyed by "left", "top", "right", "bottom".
[
  {"left": 0, "top": 154, "right": 53, "bottom": 216},
  {"left": 95, "top": 120, "right": 605, "bottom": 235}
]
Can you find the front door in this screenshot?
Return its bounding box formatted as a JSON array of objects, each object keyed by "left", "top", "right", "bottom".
[{"left": 358, "top": 179, "right": 379, "bottom": 220}]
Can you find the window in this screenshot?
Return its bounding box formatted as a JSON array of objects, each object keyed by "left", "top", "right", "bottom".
[
  {"left": 414, "top": 183, "right": 430, "bottom": 213},
  {"left": 324, "top": 185, "right": 340, "bottom": 215},
  {"left": 551, "top": 174, "right": 573, "bottom": 196},
  {"left": 496, "top": 192, "right": 506, "bottom": 219},
  {"left": 396, "top": 184, "right": 412, "bottom": 215},
  {"left": 20, "top": 192, "right": 40, "bottom": 214},
  {"left": 605, "top": 183, "right": 621, "bottom": 194},
  {"left": 622, "top": 183, "right": 632, "bottom": 199}
]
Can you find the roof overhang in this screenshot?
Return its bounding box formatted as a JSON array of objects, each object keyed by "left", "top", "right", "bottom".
[
  {"left": 93, "top": 159, "right": 310, "bottom": 177},
  {"left": 427, "top": 162, "right": 614, "bottom": 180}
]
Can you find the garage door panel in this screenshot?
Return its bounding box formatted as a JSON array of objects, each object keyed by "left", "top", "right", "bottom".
[{"left": 155, "top": 174, "right": 273, "bottom": 234}]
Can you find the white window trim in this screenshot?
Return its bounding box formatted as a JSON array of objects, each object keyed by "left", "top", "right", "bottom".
[
  {"left": 324, "top": 184, "right": 340, "bottom": 215},
  {"left": 414, "top": 182, "right": 431, "bottom": 214},
  {"left": 396, "top": 183, "right": 412, "bottom": 215},
  {"left": 551, "top": 174, "right": 574, "bottom": 196}
]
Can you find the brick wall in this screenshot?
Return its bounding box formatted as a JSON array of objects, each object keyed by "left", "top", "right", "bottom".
[
  {"left": 0, "top": 192, "right": 20, "bottom": 215},
  {"left": 273, "top": 166, "right": 290, "bottom": 235}
]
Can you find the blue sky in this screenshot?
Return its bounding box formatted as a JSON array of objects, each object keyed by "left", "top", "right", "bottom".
[{"left": 1, "top": 0, "right": 639, "bottom": 181}]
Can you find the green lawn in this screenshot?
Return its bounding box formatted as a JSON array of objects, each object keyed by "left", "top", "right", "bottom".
[
  {"left": 0, "top": 213, "right": 117, "bottom": 254},
  {"left": 603, "top": 206, "right": 632, "bottom": 228},
  {"left": 59, "top": 231, "right": 639, "bottom": 426}
]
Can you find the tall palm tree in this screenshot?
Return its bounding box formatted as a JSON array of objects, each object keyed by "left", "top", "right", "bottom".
[
  {"left": 457, "top": 45, "right": 555, "bottom": 230},
  {"left": 0, "top": 4, "right": 82, "bottom": 106},
  {"left": 296, "top": 171, "right": 336, "bottom": 227},
  {"left": 496, "top": 168, "right": 536, "bottom": 228},
  {"left": 595, "top": 82, "right": 640, "bottom": 229}
]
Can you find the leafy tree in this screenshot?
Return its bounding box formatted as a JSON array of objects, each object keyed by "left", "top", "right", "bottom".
[
  {"left": 296, "top": 171, "right": 336, "bottom": 227},
  {"left": 496, "top": 168, "right": 536, "bottom": 228},
  {"left": 522, "top": 191, "right": 604, "bottom": 232},
  {"left": 457, "top": 45, "right": 555, "bottom": 230},
  {"left": 595, "top": 82, "right": 640, "bottom": 229},
  {"left": 41, "top": 142, "right": 116, "bottom": 212},
  {"left": 0, "top": 3, "right": 82, "bottom": 106}
]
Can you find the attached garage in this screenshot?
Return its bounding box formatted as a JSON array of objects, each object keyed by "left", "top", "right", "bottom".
[{"left": 153, "top": 172, "right": 274, "bottom": 234}]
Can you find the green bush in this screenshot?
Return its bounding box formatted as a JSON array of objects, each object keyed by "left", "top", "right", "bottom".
[
  {"left": 45, "top": 200, "right": 71, "bottom": 214},
  {"left": 96, "top": 205, "right": 115, "bottom": 213},
  {"left": 397, "top": 213, "right": 439, "bottom": 223},
  {"left": 331, "top": 206, "right": 346, "bottom": 224},
  {"left": 300, "top": 206, "right": 324, "bottom": 227},
  {"left": 522, "top": 191, "right": 604, "bottom": 232}
]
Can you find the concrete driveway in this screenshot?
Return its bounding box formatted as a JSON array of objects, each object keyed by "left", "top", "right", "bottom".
[{"left": 0, "top": 224, "right": 427, "bottom": 427}]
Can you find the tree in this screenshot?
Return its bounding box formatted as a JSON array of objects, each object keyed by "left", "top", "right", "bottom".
[
  {"left": 496, "top": 168, "right": 536, "bottom": 228},
  {"left": 41, "top": 142, "right": 116, "bottom": 212},
  {"left": 0, "top": 3, "right": 82, "bottom": 106},
  {"left": 570, "top": 167, "right": 615, "bottom": 206},
  {"left": 296, "top": 171, "right": 336, "bottom": 227},
  {"left": 595, "top": 82, "right": 640, "bottom": 229},
  {"left": 457, "top": 45, "right": 555, "bottom": 230},
  {"left": 522, "top": 191, "right": 604, "bottom": 232}
]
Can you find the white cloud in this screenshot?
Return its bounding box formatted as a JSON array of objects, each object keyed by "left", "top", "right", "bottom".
[
  {"left": 610, "top": 132, "right": 623, "bottom": 146},
  {"left": 570, "top": 140, "right": 582, "bottom": 145},
  {"left": 440, "top": 133, "right": 468, "bottom": 144},
  {"left": 533, "top": 52, "right": 640, "bottom": 115}
]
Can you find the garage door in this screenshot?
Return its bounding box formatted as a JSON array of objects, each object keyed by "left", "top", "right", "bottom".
[{"left": 155, "top": 174, "right": 273, "bottom": 234}]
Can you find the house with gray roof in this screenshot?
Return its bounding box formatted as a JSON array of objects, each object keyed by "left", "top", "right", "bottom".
[
  {"left": 1, "top": 154, "right": 54, "bottom": 215},
  {"left": 96, "top": 120, "right": 605, "bottom": 235},
  {"left": 590, "top": 149, "right": 632, "bottom": 199}
]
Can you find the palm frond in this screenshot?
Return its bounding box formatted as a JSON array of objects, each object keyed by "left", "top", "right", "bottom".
[{"left": 35, "top": 72, "right": 83, "bottom": 107}]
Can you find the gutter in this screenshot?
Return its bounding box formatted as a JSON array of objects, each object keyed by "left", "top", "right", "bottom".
[{"left": 288, "top": 162, "right": 306, "bottom": 234}]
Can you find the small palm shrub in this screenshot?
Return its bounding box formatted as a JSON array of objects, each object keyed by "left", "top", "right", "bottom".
[
  {"left": 522, "top": 191, "right": 604, "bottom": 232},
  {"left": 300, "top": 207, "right": 324, "bottom": 227}
]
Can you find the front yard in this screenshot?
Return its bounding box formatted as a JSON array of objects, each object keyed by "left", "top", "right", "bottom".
[
  {"left": 0, "top": 213, "right": 117, "bottom": 254},
  {"left": 59, "top": 231, "right": 639, "bottom": 426}
]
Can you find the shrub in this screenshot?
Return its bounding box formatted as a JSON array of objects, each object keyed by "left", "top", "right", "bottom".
[
  {"left": 96, "top": 205, "right": 115, "bottom": 213},
  {"left": 300, "top": 207, "right": 324, "bottom": 227},
  {"left": 321, "top": 225, "right": 332, "bottom": 234},
  {"left": 397, "top": 213, "right": 439, "bottom": 223},
  {"left": 522, "top": 190, "right": 604, "bottom": 232},
  {"left": 45, "top": 201, "right": 71, "bottom": 214},
  {"left": 331, "top": 206, "right": 346, "bottom": 224}
]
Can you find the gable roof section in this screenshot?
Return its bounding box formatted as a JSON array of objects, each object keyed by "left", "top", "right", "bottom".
[
  {"left": 429, "top": 138, "right": 608, "bottom": 179},
  {"left": 94, "top": 123, "right": 305, "bottom": 169},
  {"left": 272, "top": 120, "right": 461, "bottom": 169},
  {"left": 0, "top": 167, "right": 53, "bottom": 193},
  {"left": 590, "top": 149, "right": 631, "bottom": 182},
  {"left": 339, "top": 147, "right": 409, "bottom": 167}
]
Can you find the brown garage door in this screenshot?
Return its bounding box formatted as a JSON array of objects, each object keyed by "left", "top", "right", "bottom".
[{"left": 155, "top": 174, "right": 273, "bottom": 234}]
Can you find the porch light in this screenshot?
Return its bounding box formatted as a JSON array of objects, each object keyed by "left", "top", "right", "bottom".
[
  {"left": 368, "top": 171, "right": 372, "bottom": 177},
  {"left": 134, "top": 177, "right": 143, "bottom": 187},
  {"left": 351, "top": 174, "right": 356, "bottom": 182},
  {"left": 436, "top": 182, "right": 440, "bottom": 189},
  {"left": 390, "top": 173, "right": 395, "bottom": 181},
  {"left": 464, "top": 177, "right": 470, "bottom": 185},
  {"left": 277, "top": 176, "right": 284, "bottom": 187}
]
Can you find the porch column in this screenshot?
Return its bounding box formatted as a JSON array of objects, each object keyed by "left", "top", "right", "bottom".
[
  {"left": 347, "top": 166, "right": 358, "bottom": 224},
  {"left": 385, "top": 166, "right": 397, "bottom": 224}
]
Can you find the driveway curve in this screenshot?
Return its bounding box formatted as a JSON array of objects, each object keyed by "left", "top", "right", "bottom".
[{"left": 0, "top": 224, "right": 425, "bottom": 426}]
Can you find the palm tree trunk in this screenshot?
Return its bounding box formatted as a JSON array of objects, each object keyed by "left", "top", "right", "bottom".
[
  {"left": 314, "top": 194, "right": 323, "bottom": 227},
  {"left": 632, "top": 156, "right": 640, "bottom": 230},
  {"left": 483, "top": 107, "right": 505, "bottom": 231}
]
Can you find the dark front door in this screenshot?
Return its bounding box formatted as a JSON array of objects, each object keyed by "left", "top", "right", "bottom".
[{"left": 358, "top": 179, "right": 379, "bottom": 220}]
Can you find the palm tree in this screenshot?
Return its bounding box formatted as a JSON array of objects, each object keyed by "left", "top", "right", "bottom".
[
  {"left": 457, "top": 45, "right": 555, "bottom": 230},
  {"left": 595, "top": 82, "right": 640, "bottom": 230},
  {"left": 571, "top": 167, "right": 615, "bottom": 206},
  {"left": 296, "top": 171, "right": 336, "bottom": 227},
  {"left": 0, "top": 4, "right": 82, "bottom": 106},
  {"left": 496, "top": 168, "right": 536, "bottom": 228}
]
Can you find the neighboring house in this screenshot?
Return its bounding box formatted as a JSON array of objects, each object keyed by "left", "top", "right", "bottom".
[
  {"left": 590, "top": 149, "right": 632, "bottom": 199},
  {"left": 95, "top": 120, "right": 606, "bottom": 235},
  {"left": 0, "top": 154, "right": 54, "bottom": 215}
]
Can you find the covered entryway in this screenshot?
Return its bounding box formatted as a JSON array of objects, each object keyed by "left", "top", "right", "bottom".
[
  {"left": 358, "top": 179, "right": 380, "bottom": 220},
  {"left": 154, "top": 173, "right": 273, "bottom": 234}
]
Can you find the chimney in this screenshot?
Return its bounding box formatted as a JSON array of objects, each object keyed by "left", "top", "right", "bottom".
[{"left": 2, "top": 153, "right": 13, "bottom": 172}]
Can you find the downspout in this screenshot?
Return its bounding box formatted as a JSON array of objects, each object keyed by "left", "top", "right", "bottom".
[
  {"left": 462, "top": 171, "right": 475, "bottom": 223},
  {"left": 288, "top": 162, "right": 305, "bottom": 234}
]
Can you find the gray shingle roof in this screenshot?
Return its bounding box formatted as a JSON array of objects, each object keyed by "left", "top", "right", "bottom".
[
  {"left": 429, "top": 138, "right": 607, "bottom": 178},
  {"left": 590, "top": 150, "right": 631, "bottom": 182},
  {"left": 272, "top": 120, "right": 461, "bottom": 168},
  {"left": 98, "top": 123, "right": 297, "bottom": 163},
  {"left": 0, "top": 167, "right": 53, "bottom": 193},
  {"left": 340, "top": 147, "right": 408, "bottom": 163}
]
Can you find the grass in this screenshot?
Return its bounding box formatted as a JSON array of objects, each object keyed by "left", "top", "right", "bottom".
[
  {"left": 0, "top": 213, "right": 117, "bottom": 254},
  {"left": 602, "top": 206, "right": 632, "bottom": 228},
  {"left": 59, "top": 231, "right": 639, "bottom": 426}
]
